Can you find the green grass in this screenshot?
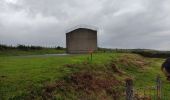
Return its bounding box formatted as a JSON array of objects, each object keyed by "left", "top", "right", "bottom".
[
  {"left": 0, "top": 53, "right": 117, "bottom": 99},
  {"left": 0, "top": 52, "right": 170, "bottom": 99}
]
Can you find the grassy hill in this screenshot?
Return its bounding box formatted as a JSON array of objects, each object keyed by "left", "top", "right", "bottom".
[{"left": 0, "top": 52, "right": 170, "bottom": 99}]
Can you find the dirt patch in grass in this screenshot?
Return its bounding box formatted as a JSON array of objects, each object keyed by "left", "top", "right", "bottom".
[
  {"left": 42, "top": 70, "right": 124, "bottom": 100},
  {"left": 70, "top": 72, "right": 120, "bottom": 92}
]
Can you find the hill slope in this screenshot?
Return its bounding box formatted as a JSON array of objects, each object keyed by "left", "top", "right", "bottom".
[{"left": 0, "top": 53, "right": 169, "bottom": 99}]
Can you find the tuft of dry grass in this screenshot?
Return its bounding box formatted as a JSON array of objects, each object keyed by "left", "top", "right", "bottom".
[{"left": 113, "top": 54, "right": 150, "bottom": 69}]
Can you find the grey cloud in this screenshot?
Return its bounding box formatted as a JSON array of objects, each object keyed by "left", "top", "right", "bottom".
[{"left": 0, "top": 0, "right": 170, "bottom": 50}]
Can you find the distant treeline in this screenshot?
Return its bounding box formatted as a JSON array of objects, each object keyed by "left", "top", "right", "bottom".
[
  {"left": 0, "top": 44, "right": 64, "bottom": 51},
  {"left": 132, "top": 50, "right": 170, "bottom": 58},
  {"left": 98, "top": 48, "right": 170, "bottom": 58},
  {"left": 1, "top": 44, "right": 169, "bottom": 58}
]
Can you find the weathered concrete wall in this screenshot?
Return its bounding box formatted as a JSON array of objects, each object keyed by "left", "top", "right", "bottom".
[{"left": 66, "top": 28, "right": 97, "bottom": 54}]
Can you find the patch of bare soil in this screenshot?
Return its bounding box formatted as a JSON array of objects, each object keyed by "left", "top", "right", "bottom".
[
  {"left": 70, "top": 72, "right": 120, "bottom": 92},
  {"left": 42, "top": 71, "right": 124, "bottom": 100}
]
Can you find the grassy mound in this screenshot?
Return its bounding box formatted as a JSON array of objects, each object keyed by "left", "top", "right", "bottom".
[
  {"left": 24, "top": 54, "right": 151, "bottom": 100},
  {"left": 31, "top": 62, "right": 125, "bottom": 100}
]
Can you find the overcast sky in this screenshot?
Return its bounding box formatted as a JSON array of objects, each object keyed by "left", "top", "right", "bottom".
[{"left": 0, "top": 0, "right": 170, "bottom": 50}]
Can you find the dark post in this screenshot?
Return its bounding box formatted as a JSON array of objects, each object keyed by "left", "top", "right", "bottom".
[
  {"left": 126, "top": 78, "right": 133, "bottom": 100},
  {"left": 90, "top": 52, "right": 93, "bottom": 61},
  {"left": 88, "top": 49, "right": 93, "bottom": 62}
]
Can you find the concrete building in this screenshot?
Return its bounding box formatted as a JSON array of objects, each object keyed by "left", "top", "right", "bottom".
[{"left": 66, "top": 28, "right": 97, "bottom": 53}]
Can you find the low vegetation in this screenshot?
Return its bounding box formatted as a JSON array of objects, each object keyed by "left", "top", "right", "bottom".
[
  {"left": 98, "top": 47, "right": 170, "bottom": 58},
  {"left": 0, "top": 52, "right": 170, "bottom": 99},
  {"left": 132, "top": 50, "right": 170, "bottom": 58},
  {"left": 1, "top": 44, "right": 170, "bottom": 58},
  {"left": 0, "top": 44, "right": 65, "bottom": 56}
]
